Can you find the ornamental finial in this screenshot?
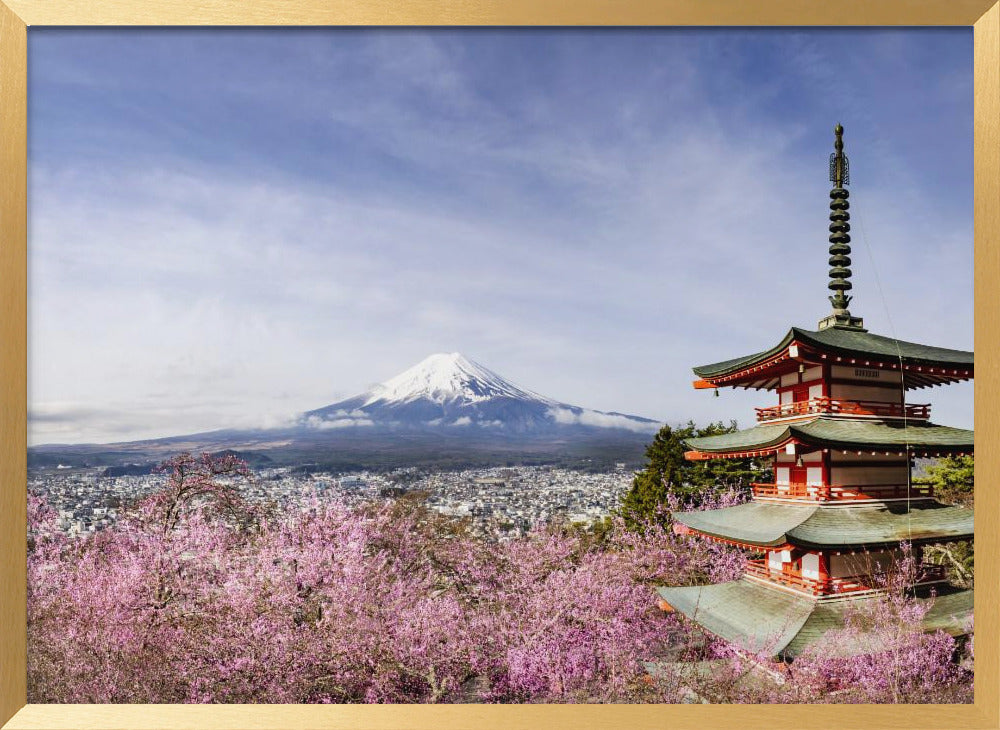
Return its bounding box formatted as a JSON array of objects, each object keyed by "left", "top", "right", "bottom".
[
  {"left": 830, "top": 123, "right": 848, "bottom": 187},
  {"left": 819, "top": 123, "right": 866, "bottom": 331}
]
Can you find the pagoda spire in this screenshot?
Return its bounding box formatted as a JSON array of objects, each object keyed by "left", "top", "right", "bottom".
[{"left": 818, "top": 123, "right": 865, "bottom": 331}]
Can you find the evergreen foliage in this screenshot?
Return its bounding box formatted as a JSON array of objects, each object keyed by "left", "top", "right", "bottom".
[
  {"left": 918, "top": 455, "right": 974, "bottom": 507},
  {"left": 914, "top": 455, "right": 974, "bottom": 587},
  {"left": 620, "top": 421, "right": 768, "bottom": 526}
]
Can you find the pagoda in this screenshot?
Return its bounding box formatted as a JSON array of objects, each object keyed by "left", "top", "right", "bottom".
[{"left": 656, "top": 125, "right": 974, "bottom": 660}]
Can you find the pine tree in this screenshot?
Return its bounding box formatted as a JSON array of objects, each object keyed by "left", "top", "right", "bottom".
[
  {"left": 918, "top": 455, "right": 974, "bottom": 507},
  {"left": 620, "top": 421, "right": 765, "bottom": 527},
  {"left": 915, "top": 455, "right": 974, "bottom": 587}
]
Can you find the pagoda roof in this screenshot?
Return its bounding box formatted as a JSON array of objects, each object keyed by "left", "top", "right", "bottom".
[
  {"left": 693, "top": 326, "right": 973, "bottom": 390},
  {"left": 673, "top": 499, "right": 973, "bottom": 549},
  {"left": 684, "top": 416, "right": 973, "bottom": 458},
  {"left": 656, "top": 579, "right": 973, "bottom": 659}
]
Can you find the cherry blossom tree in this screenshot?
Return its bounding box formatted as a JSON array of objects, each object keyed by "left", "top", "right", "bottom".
[{"left": 27, "top": 453, "right": 972, "bottom": 704}]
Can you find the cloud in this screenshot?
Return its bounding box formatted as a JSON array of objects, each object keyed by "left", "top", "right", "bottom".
[
  {"left": 547, "top": 407, "right": 660, "bottom": 433},
  {"left": 304, "top": 415, "right": 375, "bottom": 430},
  {"left": 314, "top": 409, "right": 368, "bottom": 419},
  {"left": 450, "top": 416, "right": 472, "bottom": 426},
  {"left": 28, "top": 401, "right": 300, "bottom": 445},
  {"left": 27, "top": 30, "right": 973, "bottom": 444}
]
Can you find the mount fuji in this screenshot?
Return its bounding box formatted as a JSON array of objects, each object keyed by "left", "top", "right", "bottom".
[
  {"left": 301, "top": 352, "right": 660, "bottom": 435},
  {"left": 29, "top": 354, "right": 663, "bottom": 470}
]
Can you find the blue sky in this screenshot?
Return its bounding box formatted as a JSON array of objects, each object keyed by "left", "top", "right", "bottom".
[{"left": 27, "top": 28, "right": 973, "bottom": 444}]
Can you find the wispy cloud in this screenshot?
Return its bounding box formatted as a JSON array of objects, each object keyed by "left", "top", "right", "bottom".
[
  {"left": 304, "top": 415, "right": 375, "bottom": 430},
  {"left": 28, "top": 29, "right": 973, "bottom": 444},
  {"left": 548, "top": 408, "right": 660, "bottom": 433}
]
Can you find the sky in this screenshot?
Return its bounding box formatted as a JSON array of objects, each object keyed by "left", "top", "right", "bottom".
[{"left": 27, "top": 28, "right": 974, "bottom": 445}]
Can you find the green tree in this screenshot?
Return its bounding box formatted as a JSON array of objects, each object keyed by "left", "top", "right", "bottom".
[
  {"left": 917, "top": 455, "right": 974, "bottom": 507},
  {"left": 619, "top": 421, "right": 766, "bottom": 527},
  {"left": 915, "top": 455, "right": 974, "bottom": 587},
  {"left": 922, "top": 540, "right": 973, "bottom": 589}
]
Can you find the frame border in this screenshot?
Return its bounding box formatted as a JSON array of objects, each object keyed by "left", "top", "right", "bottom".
[{"left": 2, "top": 2, "right": 998, "bottom": 728}]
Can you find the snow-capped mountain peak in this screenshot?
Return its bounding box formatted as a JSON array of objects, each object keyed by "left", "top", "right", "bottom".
[
  {"left": 363, "top": 352, "right": 554, "bottom": 406},
  {"left": 302, "top": 353, "right": 660, "bottom": 435}
]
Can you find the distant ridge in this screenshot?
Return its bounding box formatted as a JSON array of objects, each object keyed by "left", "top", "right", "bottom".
[{"left": 30, "top": 353, "right": 662, "bottom": 470}]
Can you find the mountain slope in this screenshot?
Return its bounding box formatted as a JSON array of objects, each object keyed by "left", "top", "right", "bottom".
[
  {"left": 30, "top": 353, "right": 662, "bottom": 469},
  {"left": 301, "top": 353, "right": 659, "bottom": 434}
]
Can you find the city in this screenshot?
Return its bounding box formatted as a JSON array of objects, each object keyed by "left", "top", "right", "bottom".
[{"left": 30, "top": 463, "right": 634, "bottom": 538}]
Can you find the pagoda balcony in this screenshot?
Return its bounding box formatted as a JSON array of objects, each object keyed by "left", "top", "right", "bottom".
[
  {"left": 755, "top": 397, "right": 931, "bottom": 423},
  {"left": 751, "top": 481, "right": 934, "bottom": 502},
  {"left": 745, "top": 560, "right": 947, "bottom": 597}
]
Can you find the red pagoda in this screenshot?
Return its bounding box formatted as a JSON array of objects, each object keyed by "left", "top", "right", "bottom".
[{"left": 656, "top": 125, "right": 974, "bottom": 659}]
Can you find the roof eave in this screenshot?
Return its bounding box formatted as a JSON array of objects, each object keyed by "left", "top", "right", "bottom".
[
  {"left": 684, "top": 419, "right": 974, "bottom": 459},
  {"left": 692, "top": 327, "right": 974, "bottom": 388},
  {"left": 692, "top": 329, "right": 797, "bottom": 381}
]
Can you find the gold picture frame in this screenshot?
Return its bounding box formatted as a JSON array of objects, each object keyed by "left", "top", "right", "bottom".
[{"left": 1, "top": 1, "right": 997, "bottom": 728}]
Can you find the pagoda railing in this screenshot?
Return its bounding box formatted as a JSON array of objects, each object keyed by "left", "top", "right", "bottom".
[
  {"left": 745, "top": 559, "right": 869, "bottom": 596},
  {"left": 745, "top": 560, "right": 947, "bottom": 597},
  {"left": 756, "top": 397, "right": 930, "bottom": 422},
  {"left": 751, "top": 482, "right": 933, "bottom": 501}
]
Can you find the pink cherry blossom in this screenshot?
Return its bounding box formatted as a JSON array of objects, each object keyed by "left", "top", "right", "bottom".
[{"left": 27, "top": 453, "right": 972, "bottom": 704}]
